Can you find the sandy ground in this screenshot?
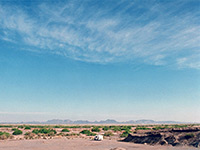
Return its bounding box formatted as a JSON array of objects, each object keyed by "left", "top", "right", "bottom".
[{"left": 0, "top": 138, "right": 197, "bottom": 150}]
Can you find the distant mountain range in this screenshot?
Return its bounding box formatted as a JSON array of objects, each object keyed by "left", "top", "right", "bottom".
[{"left": 0, "top": 119, "right": 191, "bottom": 124}]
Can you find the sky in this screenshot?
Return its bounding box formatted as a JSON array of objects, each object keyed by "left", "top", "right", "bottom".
[{"left": 0, "top": 0, "right": 200, "bottom": 123}]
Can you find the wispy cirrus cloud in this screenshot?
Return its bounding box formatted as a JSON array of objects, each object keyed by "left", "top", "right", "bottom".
[{"left": 0, "top": 0, "right": 199, "bottom": 68}]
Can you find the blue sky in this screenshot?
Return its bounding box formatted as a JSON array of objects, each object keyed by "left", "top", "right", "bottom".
[{"left": 0, "top": 0, "right": 200, "bottom": 122}]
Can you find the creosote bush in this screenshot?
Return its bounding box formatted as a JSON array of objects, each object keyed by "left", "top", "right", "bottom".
[
  {"left": 0, "top": 132, "right": 10, "bottom": 140},
  {"left": 13, "top": 129, "right": 23, "bottom": 135},
  {"left": 135, "top": 127, "right": 151, "bottom": 130},
  {"left": 32, "top": 128, "right": 57, "bottom": 135},
  {"left": 80, "top": 130, "right": 96, "bottom": 136},
  {"left": 12, "top": 128, "right": 18, "bottom": 131},
  {"left": 102, "top": 126, "right": 109, "bottom": 131},
  {"left": 18, "top": 125, "right": 24, "bottom": 129},
  {"left": 24, "top": 126, "right": 31, "bottom": 130},
  {"left": 0, "top": 125, "right": 13, "bottom": 128},
  {"left": 91, "top": 127, "right": 100, "bottom": 132},
  {"left": 120, "top": 130, "right": 130, "bottom": 137},
  {"left": 112, "top": 126, "right": 121, "bottom": 132},
  {"left": 61, "top": 128, "right": 70, "bottom": 132}
]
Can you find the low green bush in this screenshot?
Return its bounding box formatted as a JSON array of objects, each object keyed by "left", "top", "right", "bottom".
[
  {"left": 12, "top": 128, "right": 18, "bottom": 131},
  {"left": 121, "top": 126, "right": 132, "bottom": 130},
  {"left": 32, "top": 128, "right": 56, "bottom": 134},
  {"left": 68, "top": 126, "right": 81, "bottom": 128},
  {"left": 81, "top": 125, "right": 92, "bottom": 128},
  {"left": 120, "top": 130, "right": 130, "bottom": 137},
  {"left": 13, "top": 129, "right": 23, "bottom": 135},
  {"left": 24, "top": 126, "right": 31, "bottom": 130},
  {"left": 61, "top": 128, "right": 70, "bottom": 132},
  {"left": 0, "top": 132, "right": 10, "bottom": 139},
  {"left": 112, "top": 126, "right": 121, "bottom": 132},
  {"left": 0, "top": 131, "right": 10, "bottom": 136},
  {"left": 0, "top": 125, "right": 13, "bottom": 128},
  {"left": 54, "top": 125, "right": 63, "bottom": 128},
  {"left": 102, "top": 126, "right": 109, "bottom": 131},
  {"left": 18, "top": 125, "right": 24, "bottom": 129},
  {"left": 135, "top": 127, "right": 151, "bottom": 130},
  {"left": 173, "top": 124, "right": 188, "bottom": 128},
  {"left": 91, "top": 127, "right": 100, "bottom": 132},
  {"left": 80, "top": 130, "right": 96, "bottom": 136}
]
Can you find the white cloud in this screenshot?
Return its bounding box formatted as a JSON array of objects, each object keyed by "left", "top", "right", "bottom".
[{"left": 0, "top": 1, "right": 199, "bottom": 68}]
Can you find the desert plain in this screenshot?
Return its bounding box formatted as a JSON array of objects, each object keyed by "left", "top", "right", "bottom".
[{"left": 0, "top": 124, "right": 199, "bottom": 150}]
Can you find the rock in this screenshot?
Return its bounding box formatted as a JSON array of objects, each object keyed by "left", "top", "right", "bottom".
[
  {"left": 189, "top": 134, "right": 200, "bottom": 148},
  {"left": 122, "top": 128, "right": 200, "bottom": 148},
  {"left": 165, "top": 135, "right": 176, "bottom": 145},
  {"left": 171, "top": 127, "right": 200, "bottom": 133},
  {"left": 123, "top": 133, "right": 162, "bottom": 145},
  {"left": 94, "top": 135, "right": 103, "bottom": 141},
  {"left": 190, "top": 141, "right": 200, "bottom": 148},
  {"left": 172, "top": 142, "right": 182, "bottom": 146},
  {"left": 159, "top": 140, "right": 167, "bottom": 145}
]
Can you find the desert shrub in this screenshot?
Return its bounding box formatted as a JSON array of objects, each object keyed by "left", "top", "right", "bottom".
[
  {"left": 47, "top": 131, "right": 56, "bottom": 136},
  {"left": 32, "top": 128, "right": 56, "bottom": 135},
  {"left": 104, "top": 131, "right": 113, "bottom": 137},
  {"left": 135, "top": 127, "right": 151, "bottom": 130},
  {"left": 66, "top": 133, "right": 80, "bottom": 136},
  {"left": 152, "top": 126, "right": 165, "bottom": 130},
  {"left": 112, "top": 126, "right": 121, "bottom": 132},
  {"left": 61, "top": 128, "right": 70, "bottom": 132},
  {"left": 68, "top": 126, "right": 81, "bottom": 128},
  {"left": 24, "top": 126, "right": 31, "bottom": 130},
  {"left": 91, "top": 127, "right": 100, "bottom": 132},
  {"left": 102, "top": 126, "right": 109, "bottom": 131},
  {"left": 18, "top": 125, "right": 24, "bottom": 129},
  {"left": 0, "top": 132, "right": 10, "bottom": 140},
  {"left": 12, "top": 128, "right": 18, "bottom": 131},
  {"left": 80, "top": 130, "right": 96, "bottom": 136},
  {"left": 120, "top": 130, "right": 130, "bottom": 137},
  {"left": 32, "top": 129, "right": 39, "bottom": 134},
  {"left": 82, "top": 125, "right": 92, "bottom": 128},
  {"left": 173, "top": 124, "right": 188, "bottom": 128},
  {"left": 40, "top": 128, "right": 56, "bottom": 134},
  {"left": 0, "top": 125, "right": 13, "bottom": 128},
  {"left": 121, "top": 126, "right": 132, "bottom": 131},
  {"left": 29, "top": 125, "right": 52, "bottom": 128},
  {"left": 30, "top": 125, "right": 47, "bottom": 128},
  {"left": 54, "top": 125, "right": 64, "bottom": 128},
  {"left": 0, "top": 132, "right": 10, "bottom": 137},
  {"left": 13, "top": 129, "right": 23, "bottom": 135}
]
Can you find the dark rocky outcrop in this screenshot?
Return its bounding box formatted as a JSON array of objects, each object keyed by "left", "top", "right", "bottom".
[
  {"left": 171, "top": 127, "right": 200, "bottom": 133},
  {"left": 123, "top": 127, "right": 200, "bottom": 148},
  {"left": 165, "top": 135, "right": 176, "bottom": 145},
  {"left": 123, "top": 133, "right": 162, "bottom": 145}
]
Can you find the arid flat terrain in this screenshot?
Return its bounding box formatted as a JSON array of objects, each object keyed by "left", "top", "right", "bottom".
[
  {"left": 0, "top": 124, "right": 199, "bottom": 149},
  {"left": 0, "top": 138, "right": 197, "bottom": 150}
]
